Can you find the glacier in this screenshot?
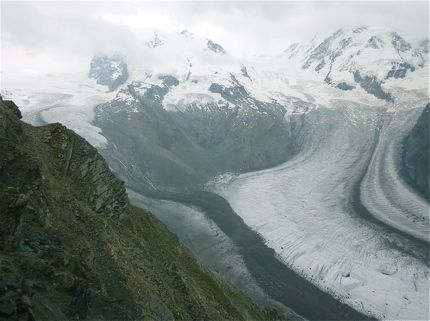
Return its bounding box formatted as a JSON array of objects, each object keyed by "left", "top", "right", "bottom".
[{"left": 209, "top": 101, "right": 429, "bottom": 320}]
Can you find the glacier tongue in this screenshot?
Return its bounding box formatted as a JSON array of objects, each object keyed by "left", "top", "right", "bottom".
[{"left": 210, "top": 102, "right": 429, "bottom": 320}]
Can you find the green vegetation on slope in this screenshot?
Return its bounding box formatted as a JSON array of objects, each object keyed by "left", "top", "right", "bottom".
[{"left": 0, "top": 100, "right": 287, "bottom": 321}]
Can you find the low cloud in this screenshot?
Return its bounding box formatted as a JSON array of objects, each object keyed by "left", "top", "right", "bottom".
[{"left": 1, "top": 1, "right": 428, "bottom": 79}]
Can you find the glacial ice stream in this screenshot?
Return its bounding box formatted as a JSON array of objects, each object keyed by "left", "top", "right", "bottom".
[{"left": 210, "top": 102, "right": 429, "bottom": 320}]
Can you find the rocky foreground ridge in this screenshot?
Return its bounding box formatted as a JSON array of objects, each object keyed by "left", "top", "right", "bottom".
[{"left": 0, "top": 100, "right": 288, "bottom": 321}]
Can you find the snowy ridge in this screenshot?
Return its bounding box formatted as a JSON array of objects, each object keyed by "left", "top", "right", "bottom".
[
  {"left": 3, "top": 27, "right": 429, "bottom": 141},
  {"left": 88, "top": 54, "right": 129, "bottom": 91},
  {"left": 277, "top": 27, "right": 429, "bottom": 100}
]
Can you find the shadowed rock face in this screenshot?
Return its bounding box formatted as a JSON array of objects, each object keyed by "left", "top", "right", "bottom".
[
  {"left": 336, "top": 82, "right": 355, "bottom": 91},
  {"left": 386, "top": 62, "right": 415, "bottom": 79},
  {"left": 88, "top": 54, "right": 129, "bottom": 91},
  {"left": 402, "top": 103, "right": 429, "bottom": 200},
  {"left": 391, "top": 32, "right": 412, "bottom": 52},
  {"left": 0, "top": 100, "right": 290, "bottom": 321},
  {"left": 353, "top": 71, "right": 393, "bottom": 102},
  {"left": 94, "top": 78, "right": 294, "bottom": 193},
  {"left": 207, "top": 39, "right": 226, "bottom": 54}
]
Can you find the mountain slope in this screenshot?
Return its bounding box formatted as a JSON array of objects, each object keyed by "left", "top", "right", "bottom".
[
  {"left": 94, "top": 74, "right": 295, "bottom": 192},
  {"left": 0, "top": 100, "right": 288, "bottom": 321},
  {"left": 401, "top": 103, "right": 430, "bottom": 200}
]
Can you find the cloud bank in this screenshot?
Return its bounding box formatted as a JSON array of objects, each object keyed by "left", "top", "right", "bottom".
[{"left": 1, "top": 1, "right": 428, "bottom": 80}]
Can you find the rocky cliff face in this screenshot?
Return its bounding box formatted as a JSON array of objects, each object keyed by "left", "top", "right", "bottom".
[
  {"left": 0, "top": 100, "right": 287, "bottom": 321},
  {"left": 402, "top": 103, "right": 429, "bottom": 200}
]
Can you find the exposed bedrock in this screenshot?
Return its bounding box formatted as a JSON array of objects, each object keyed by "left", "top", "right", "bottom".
[
  {"left": 401, "top": 103, "right": 429, "bottom": 200},
  {"left": 88, "top": 54, "right": 129, "bottom": 91},
  {"left": 94, "top": 82, "right": 295, "bottom": 193}
]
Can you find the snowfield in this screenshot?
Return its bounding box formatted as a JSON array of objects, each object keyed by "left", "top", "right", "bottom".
[{"left": 2, "top": 73, "right": 117, "bottom": 148}]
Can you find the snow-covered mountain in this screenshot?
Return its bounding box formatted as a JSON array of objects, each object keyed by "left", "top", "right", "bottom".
[
  {"left": 278, "top": 27, "right": 428, "bottom": 101},
  {"left": 5, "top": 27, "right": 427, "bottom": 121},
  {"left": 100, "top": 27, "right": 429, "bottom": 115},
  {"left": 2, "top": 26, "right": 428, "bottom": 188}
]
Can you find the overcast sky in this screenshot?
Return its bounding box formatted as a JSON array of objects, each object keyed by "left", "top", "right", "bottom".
[{"left": 1, "top": 1, "right": 429, "bottom": 79}]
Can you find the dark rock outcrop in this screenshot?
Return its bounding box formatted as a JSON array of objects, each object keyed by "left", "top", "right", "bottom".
[
  {"left": 158, "top": 75, "right": 179, "bottom": 87},
  {"left": 386, "top": 62, "right": 415, "bottom": 79},
  {"left": 391, "top": 32, "right": 412, "bottom": 52},
  {"left": 207, "top": 39, "right": 226, "bottom": 54},
  {"left": 0, "top": 100, "right": 22, "bottom": 119},
  {"left": 88, "top": 54, "right": 129, "bottom": 91},
  {"left": 353, "top": 71, "right": 393, "bottom": 102},
  {"left": 402, "top": 103, "right": 429, "bottom": 200},
  {"left": 367, "top": 36, "right": 385, "bottom": 49}
]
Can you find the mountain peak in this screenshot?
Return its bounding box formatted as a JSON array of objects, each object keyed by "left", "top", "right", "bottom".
[
  {"left": 207, "top": 39, "right": 226, "bottom": 54},
  {"left": 278, "top": 26, "right": 428, "bottom": 101},
  {"left": 89, "top": 54, "right": 129, "bottom": 91},
  {"left": 145, "top": 31, "right": 164, "bottom": 48}
]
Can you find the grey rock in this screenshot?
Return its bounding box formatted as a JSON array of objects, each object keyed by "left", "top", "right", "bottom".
[
  {"left": 391, "top": 32, "right": 412, "bottom": 52},
  {"left": 401, "top": 104, "right": 429, "bottom": 200},
  {"left": 302, "top": 29, "right": 345, "bottom": 69},
  {"left": 353, "top": 71, "right": 393, "bottom": 102},
  {"left": 158, "top": 75, "right": 179, "bottom": 87},
  {"left": 207, "top": 40, "right": 226, "bottom": 54},
  {"left": 1, "top": 100, "right": 22, "bottom": 119},
  {"left": 386, "top": 62, "right": 415, "bottom": 79},
  {"left": 240, "top": 66, "right": 252, "bottom": 80},
  {"left": 367, "top": 36, "right": 385, "bottom": 49},
  {"left": 336, "top": 82, "right": 355, "bottom": 91},
  {"left": 89, "top": 54, "right": 129, "bottom": 91},
  {"left": 419, "top": 39, "right": 429, "bottom": 53}
]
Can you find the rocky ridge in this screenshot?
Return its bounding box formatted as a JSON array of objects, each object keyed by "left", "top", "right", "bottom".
[{"left": 0, "top": 100, "right": 289, "bottom": 321}]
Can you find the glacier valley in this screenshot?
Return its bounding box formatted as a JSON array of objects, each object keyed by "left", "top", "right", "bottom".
[{"left": 2, "top": 26, "right": 429, "bottom": 320}]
